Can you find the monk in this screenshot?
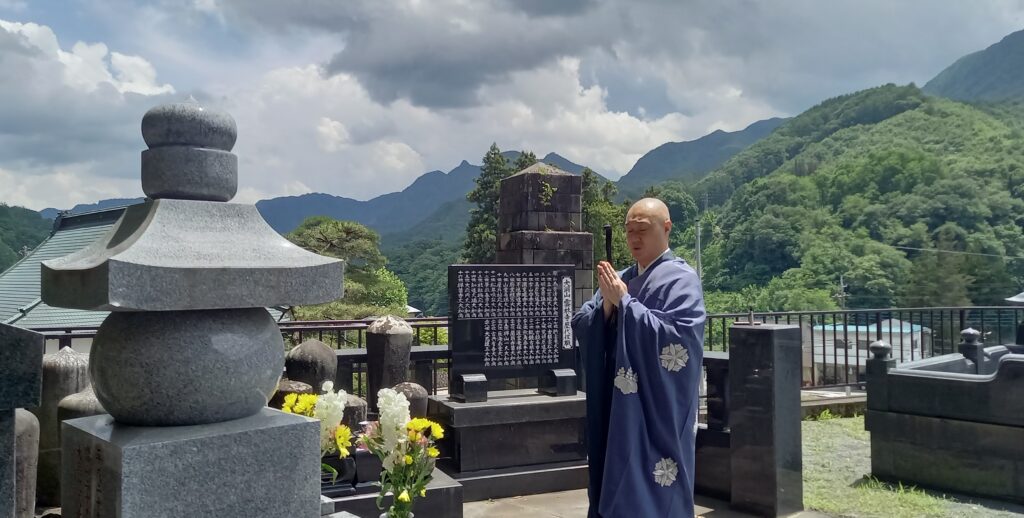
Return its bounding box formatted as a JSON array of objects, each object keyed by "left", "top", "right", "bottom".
[{"left": 572, "top": 197, "right": 707, "bottom": 518}]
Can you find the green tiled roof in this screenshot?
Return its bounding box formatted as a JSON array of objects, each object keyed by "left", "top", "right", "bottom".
[
  {"left": 1, "top": 208, "right": 125, "bottom": 325},
  {"left": 2, "top": 204, "right": 292, "bottom": 329}
]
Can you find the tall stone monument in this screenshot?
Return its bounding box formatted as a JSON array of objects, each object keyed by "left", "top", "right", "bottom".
[
  {"left": 40, "top": 102, "right": 344, "bottom": 517},
  {"left": 496, "top": 163, "right": 593, "bottom": 308},
  {"left": 0, "top": 324, "right": 44, "bottom": 518}
]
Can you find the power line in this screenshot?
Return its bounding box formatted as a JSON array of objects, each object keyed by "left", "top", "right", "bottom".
[{"left": 892, "top": 245, "right": 1024, "bottom": 261}]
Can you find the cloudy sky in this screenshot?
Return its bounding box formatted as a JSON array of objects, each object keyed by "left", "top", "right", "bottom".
[{"left": 1, "top": 0, "right": 1022, "bottom": 210}]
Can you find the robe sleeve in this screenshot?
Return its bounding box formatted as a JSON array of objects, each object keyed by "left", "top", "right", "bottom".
[
  {"left": 616, "top": 266, "right": 705, "bottom": 353},
  {"left": 572, "top": 289, "right": 612, "bottom": 344}
]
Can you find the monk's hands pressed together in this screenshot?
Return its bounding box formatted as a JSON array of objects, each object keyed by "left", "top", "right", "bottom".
[{"left": 597, "top": 261, "right": 628, "bottom": 310}]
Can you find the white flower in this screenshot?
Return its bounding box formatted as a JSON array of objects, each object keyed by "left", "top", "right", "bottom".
[
  {"left": 376, "top": 388, "right": 411, "bottom": 469},
  {"left": 659, "top": 343, "right": 688, "bottom": 372},
  {"left": 614, "top": 367, "right": 638, "bottom": 395},
  {"left": 313, "top": 383, "right": 348, "bottom": 452},
  {"left": 653, "top": 458, "right": 678, "bottom": 487}
]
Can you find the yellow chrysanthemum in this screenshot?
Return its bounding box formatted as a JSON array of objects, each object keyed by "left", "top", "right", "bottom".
[
  {"left": 398, "top": 490, "right": 410, "bottom": 503},
  {"left": 430, "top": 422, "right": 444, "bottom": 439},
  {"left": 281, "top": 393, "right": 298, "bottom": 413},
  {"left": 404, "top": 454, "right": 413, "bottom": 465},
  {"left": 408, "top": 430, "right": 419, "bottom": 442},
  {"left": 427, "top": 447, "right": 439, "bottom": 458},
  {"left": 335, "top": 425, "right": 352, "bottom": 458},
  {"left": 293, "top": 394, "right": 318, "bottom": 416},
  {"left": 407, "top": 418, "right": 432, "bottom": 432},
  {"left": 419, "top": 489, "right": 426, "bottom": 497}
]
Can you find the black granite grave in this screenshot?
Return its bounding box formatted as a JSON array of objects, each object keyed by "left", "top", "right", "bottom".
[
  {"left": 866, "top": 329, "right": 1024, "bottom": 504},
  {"left": 430, "top": 264, "right": 588, "bottom": 501},
  {"left": 447, "top": 264, "right": 578, "bottom": 401}
]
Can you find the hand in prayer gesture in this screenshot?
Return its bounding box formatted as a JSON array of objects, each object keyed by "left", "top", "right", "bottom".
[{"left": 597, "top": 261, "right": 628, "bottom": 318}]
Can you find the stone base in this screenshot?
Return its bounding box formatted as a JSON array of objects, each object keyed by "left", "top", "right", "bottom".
[
  {"left": 323, "top": 467, "right": 462, "bottom": 517},
  {"left": 442, "top": 458, "right": 588, "bottom": 502},
  {"left": 694, "top": 426, "right": 731, "bottom": 500},
  {"left": 867, "top": 410, "right": 1024, "bottom": 504},
  {"left": 61, "top": 408, "right": 320, "bottom": 518},
  {"left": 427, "top": 390, "right": 586, "bottom": 472}
]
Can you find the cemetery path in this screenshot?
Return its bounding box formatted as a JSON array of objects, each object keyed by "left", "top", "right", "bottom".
[{"left": 803, "top": 415, "right": 1024, "bottom": 517}]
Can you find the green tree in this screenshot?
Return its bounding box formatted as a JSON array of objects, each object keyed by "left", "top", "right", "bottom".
[
  {"left": 513, "top": 151, "right": 537, "bottom": 173},
  {"left": 0, "top": 204, "right": 51, "bottom": 271},
  {"left": 897, "top": 231, "right": 973, "bottom": 307},
  {"left": 287, "top": 216, "right": 408, "bottom": 320},
  {"left": 464, "top": 144, "right": 512, "bottom": 263}
]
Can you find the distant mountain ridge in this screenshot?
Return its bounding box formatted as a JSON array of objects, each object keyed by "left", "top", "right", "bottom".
[
  {"left": 924, "top": 29, "right": 1024, "bottom": 102},
  {"left": 256, "top": 151, "right": 594, "bottom": 234},
  {"left": 39, "top": 198, "right": 145, "bottom": 220},
  {"left": 615, "top": 117, "right": 786, "bottom": 196}
]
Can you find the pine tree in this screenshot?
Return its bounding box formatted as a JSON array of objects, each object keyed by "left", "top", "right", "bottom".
[
  {"left": 512, "top": 151, "right": 537, "bottom": 173},
  {"left": 463, "top": 143, "right": 512, "bottom": 263}
]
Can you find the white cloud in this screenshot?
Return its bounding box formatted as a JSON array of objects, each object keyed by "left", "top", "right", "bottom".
[
  {"left": 315, "top": 117, "right": 350, "bottom": 153},
  {"left": 0, "top": 18, "right": 176, "bottom": 210},
  {"left": 0, "top": 164, "right": 140, "bottom": 210}
]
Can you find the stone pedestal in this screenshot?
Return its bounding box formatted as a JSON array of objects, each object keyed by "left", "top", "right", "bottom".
[
  {"left": 62, "top": 409, "right": 319, "bottom": 518},
  {"left": 365, "top": 316, "right": 413, "bottom": 412},
  {"left": 14, "top": 410, "right": 38, "bottom": 518},
  {"left": 33, "top": 347, "right": 89, "bottom": 506},
  {"left": 428, "top": 389, "right": 587, "bottom": 501},
  {"left": 728, "top": 324, "right": 803, "bottom": 517},
  {"left": 0, "top": 324, "right": 44, "bottom": 518}
]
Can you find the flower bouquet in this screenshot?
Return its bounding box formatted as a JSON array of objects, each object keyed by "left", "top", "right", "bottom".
[
  {"left": 280, "top": 381, "right": 354, "bottom": 483},
  {"left": 357, "top": 388, "right": 444, "bottom": 518}
]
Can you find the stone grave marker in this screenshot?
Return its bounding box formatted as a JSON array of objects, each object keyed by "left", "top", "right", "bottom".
[
  {"left": 447, "top": 264, "right": 576, "bottom": 401},
  {"left": 0, "top": 324, "right": 44, "bottom": 518}
]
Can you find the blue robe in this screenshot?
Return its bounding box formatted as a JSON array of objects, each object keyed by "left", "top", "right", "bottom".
[{"left": 572, "top": 250, "right": 706, "bottom": 518}]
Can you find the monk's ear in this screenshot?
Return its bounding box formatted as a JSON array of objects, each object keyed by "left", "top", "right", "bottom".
[{"left": 664, "top": 219, "right": 672, "bottom": 235}]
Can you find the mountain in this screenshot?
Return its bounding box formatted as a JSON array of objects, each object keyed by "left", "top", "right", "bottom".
[
  {"left": 924, "top": 29, "right": 1024, "bottom": 102},
  {"left": 691, "top": 82, "right": 1024, "bottom": 309},
  {"left": 615, "top": 117, "right": 786, "bottom": 196},
  {"left": 257, "top": 151, "right": 596, "bottom": 236},
  {"left": 39, "top": 198, "right": 145, "bottom": 220},
  {"left": 255, "top": 159, "right": 482, "bottom": 235},
  {"left": 0, "top": 204, "right": 51, "bottom": 272}
]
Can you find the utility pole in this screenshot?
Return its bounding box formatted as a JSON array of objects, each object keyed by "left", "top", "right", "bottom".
[
  {"left": 695, "top": 193, "right": 708, "bottom": 278},
  {"left": 834, "top": 274, "right": 848, "bottom": 309},
  {"left": 695, "top": 219, "right": 702, "bottom": 278}
]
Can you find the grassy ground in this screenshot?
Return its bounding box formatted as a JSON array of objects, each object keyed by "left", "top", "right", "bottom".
[{"left": 802, "top": 411, "right": 1024, "bottom": 518}]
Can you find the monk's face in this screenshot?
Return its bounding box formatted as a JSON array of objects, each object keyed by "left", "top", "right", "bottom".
[{"left": 625, "top": 201, "right": 671, "bottom": 268}]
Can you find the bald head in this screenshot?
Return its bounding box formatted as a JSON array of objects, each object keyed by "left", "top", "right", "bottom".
[{"left": 625, "top": 198, "right": 672, "bottom": 268}]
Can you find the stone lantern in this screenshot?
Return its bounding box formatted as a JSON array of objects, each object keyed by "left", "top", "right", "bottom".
[{"left": 41, "top": 101, "right": 344, "bottom": 517}]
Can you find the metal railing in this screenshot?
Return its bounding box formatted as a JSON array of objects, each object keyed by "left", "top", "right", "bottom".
[
  {"left": 30, "top": 306, "right": 1022, "bottom": 390},
  {"left": 705, "top": 307, "right": 1024, "bottom": 387}
]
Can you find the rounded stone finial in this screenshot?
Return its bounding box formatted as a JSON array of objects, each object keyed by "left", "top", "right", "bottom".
[
  {"left": 367, "top": 315, "right": 413, "bottom": 335},
  {"left": 141, "top": 102, "right": 237, "bottom": 151},
  {"left": 869, "top": 340, "right": 892, "bottom": 360},
  {"left": 961, "top": 327, "right": 982, "bottom": 345},
  {"left": 140, "top": 101, "right": 240, "bottom": 202}
]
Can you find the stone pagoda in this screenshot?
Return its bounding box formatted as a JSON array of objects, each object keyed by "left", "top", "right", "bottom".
[{"left": 41, "top": 102, "right": 344, "bottom": 517}]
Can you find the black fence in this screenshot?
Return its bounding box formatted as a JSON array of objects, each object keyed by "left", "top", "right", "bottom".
[{"left": 30, "top": 307, "right": 1023, "bottom": 391}]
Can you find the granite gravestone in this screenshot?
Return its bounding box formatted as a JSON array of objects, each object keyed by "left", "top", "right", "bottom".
[
  {"left": 42, "top": 102, "right": 344, "bottom": 518},
  {"left": 866, "top": 329, "right": 1024, "bottom": 504},
  {"left": 447, "top": 264, "right": 577, "bottom": 402},
  {"left": 0, "top": 324, "right": 44, "bottom": 518}
]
